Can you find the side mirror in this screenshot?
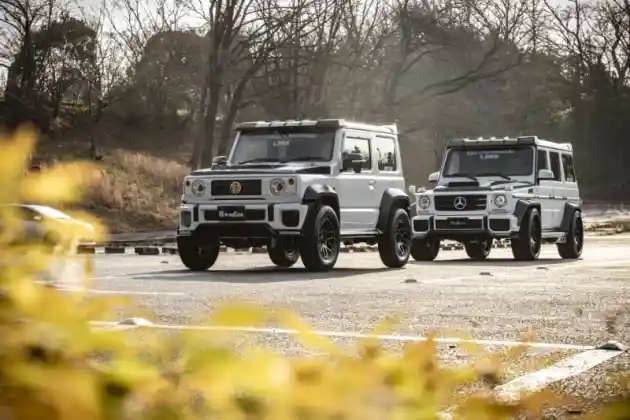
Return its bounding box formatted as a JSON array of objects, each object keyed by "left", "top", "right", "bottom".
[
  {"left": 408, "top": 185, "right": 416, "bottom": 195},
  {"left": 212, "top": 156, "right": 227, "bottom": 167},
  {"left": 342, "top": 152, "right": 363, "bottom": 173},
  {"left": 428, "top": 172, "right": 439, "bottom": 183},
  {"left": 537, "top": 169, "right": 554, "bottom": 181}
]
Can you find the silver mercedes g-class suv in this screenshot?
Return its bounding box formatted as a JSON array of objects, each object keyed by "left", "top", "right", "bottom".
[{"left": 409, "top": 136, "right": 583, "bottom": 261}]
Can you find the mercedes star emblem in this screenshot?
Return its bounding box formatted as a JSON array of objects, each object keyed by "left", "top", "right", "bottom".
[
  {"left": 453, "top": 196, "right": 467, "bottom": 210},
  {"left": 229, "top": 181, "right": 242, "bottom": 195}
]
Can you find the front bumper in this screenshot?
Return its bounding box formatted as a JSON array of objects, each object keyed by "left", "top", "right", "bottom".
[
  {"left": 177, "top": 202, "right": 309, "bottom": 238},
  {"left": 411, "top": 213, "right": 519, "bottom": 240}
]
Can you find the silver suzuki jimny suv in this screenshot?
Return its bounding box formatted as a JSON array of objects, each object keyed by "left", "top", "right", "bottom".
[{"left": 177, "top": 119, "right": 413, "bottom": 272}]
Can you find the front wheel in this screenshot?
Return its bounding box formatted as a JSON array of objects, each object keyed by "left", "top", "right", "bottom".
[
  {"left": 177, "top": 234, "right": 220, "bottom": 271},
  {"left": 511, "top": 208, "right": 542, "bottom": 261},
  {"left": 557, "top": 210, "right": 584, "bottom": 259},
  {"left": 268, "top": 237, "right": 300, "bottom": 267},
  {"left": 411, "top": 237, "right": 440, "bottom": 261},
  {"left": 299, "top": 205, "right": 340, "bottom": 272},
  {"left": 464, "top": 239, "right": 492, "bottom": 260},
  {"left": 378, "top": 207, "right": 412, "bottom": 268}
]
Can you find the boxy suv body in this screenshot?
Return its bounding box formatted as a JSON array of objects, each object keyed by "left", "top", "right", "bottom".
[
  {"left": 177, "top": 119, "right": 413, "bottom": 272},
  {"left": 409, "top": 136, "right": 584, "bottom": 261}
]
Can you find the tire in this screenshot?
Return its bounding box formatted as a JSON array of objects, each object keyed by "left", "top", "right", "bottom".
[
  {"left": 298, "top": 205, "right": 340, "bottom": 272},
  {"left": 557, "top": 210, "right": 584, "bottom": 259},
  {"left": 177, "top": 234, "right": 220, "bottom": 271},
  {"left": 268, "top": 237, "right": 300, "bottom": 267},
  {"left": 510, "top": 208, "right": 542, "bottom": 261},
  {"left": 464, "top": 239, "right": 492, "bottom": 260},
  {"left": 378, "top": 207, "right": 412, "bottom": 268},
  {"left": 410, "top": 237, "right": 440, "bottom": 261}
]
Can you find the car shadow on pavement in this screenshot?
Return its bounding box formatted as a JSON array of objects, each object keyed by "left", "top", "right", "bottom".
[
  {"left": 130, "top": 266, "right": 393, "bottom": 283},
  {"left": 416, "top": 257, "right": 580, "bottom": 267}
]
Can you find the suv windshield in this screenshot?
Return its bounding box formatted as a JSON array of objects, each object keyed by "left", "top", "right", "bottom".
[
  {"left": 442, "top": 147, "right": 534, "bottom": 177},
  {"left": 230, "top": 132, "right": 335, "bottom": 164}
]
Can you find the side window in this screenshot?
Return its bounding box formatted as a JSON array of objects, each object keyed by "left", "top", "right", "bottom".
[
  {"left": 373, "top": 136, "right": 397, "bottom": 172},
  {"left": 549, "top": 151, "right": 562, "bottom": 181},
  {"left": 536, "top": 149, "right": 548, "bottom": 171},
  {"left": 342, "top": 136, "right": 372, "bottom": 172},
  {"left": 561, "top": 154, "right": 576, "bottom": 182}
]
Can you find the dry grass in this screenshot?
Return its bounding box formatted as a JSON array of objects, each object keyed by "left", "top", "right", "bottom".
[{"left": 83, "top": 150, "right": 188, "bottom": 233}]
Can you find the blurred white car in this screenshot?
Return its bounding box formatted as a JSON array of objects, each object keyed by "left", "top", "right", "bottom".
[{"left": 0, "top": 204, "right": 96, "bottom": 249}]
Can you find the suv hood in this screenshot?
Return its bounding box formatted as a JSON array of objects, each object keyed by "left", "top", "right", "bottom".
[
  {"left": 191, "top": 162, "right": 332, "bottom": 176},
  {"left": 434, "top": 179, "right": 534, "bottom": 192}
]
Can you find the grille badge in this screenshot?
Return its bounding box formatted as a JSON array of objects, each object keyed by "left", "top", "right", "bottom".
[{"left": 453, "top": 196, "right": 467, "bottom": 210}]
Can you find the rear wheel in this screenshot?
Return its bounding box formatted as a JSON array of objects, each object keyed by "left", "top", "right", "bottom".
[
  {"left": 177, "top": 234, "right": 220, "bottom": 271},
  {"left": 511, "top": 208, "right": 542, "bottom": 261},
  {"left": 557, "top": 210, "right": 583, "bottom": 259},
  {"left": 464, "top": 239, "right": 492, "bottom": 260},
  {"left": 268, "top": 237, "right": 300, "bottom": 267},
  {"left": 410, "top": 237, "right": 440, "bottom": 261}
]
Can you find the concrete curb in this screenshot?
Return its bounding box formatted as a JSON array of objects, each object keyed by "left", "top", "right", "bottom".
[
  {"left": 86, "top": 239, "right": 516, "bottom": 256},
  {"left": 84, "top": 233, "right": 624, "bottom": 256}
]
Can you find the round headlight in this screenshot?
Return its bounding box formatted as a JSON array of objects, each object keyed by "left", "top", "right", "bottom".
[
  {"left": 270, "top": 178, "right": 286, "bottom": 196},
  {"left": 418, "top": 195, "right": 431, "bottom": 209},
  {"left": 493, "top": 193, "right": 507, "bottom": 208},
  {"left": 191, "top": 180, "right": 206, "bottom": 196}
]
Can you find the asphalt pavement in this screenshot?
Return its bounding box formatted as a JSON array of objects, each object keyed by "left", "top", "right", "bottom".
[{"left": 69, "top": 235, "right": 630, "bottom": 417}]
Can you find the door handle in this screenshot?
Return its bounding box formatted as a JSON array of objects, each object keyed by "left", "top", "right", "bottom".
[{"left": 368, "top": 180, "right": 376, "bottom": 185}]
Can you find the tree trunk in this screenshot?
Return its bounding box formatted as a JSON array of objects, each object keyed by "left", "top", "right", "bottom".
[{"left": 200, "top": 85, "right": 221, "bottom": 168}]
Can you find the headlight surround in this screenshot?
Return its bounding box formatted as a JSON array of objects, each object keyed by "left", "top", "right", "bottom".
[
  {"left": 270, "top": 178, "right": 285, "bottom": 196},
  {"left": 417, "top": 195, "right": 431, "bottom": 209},
  {"left": 493, "top": 193, "right": 508, "bottom": 208},
  {"left": 190, "top": 179, "right": 206, "bottom": 197},
  {"left": 270, "top": 178, "right": 297, "bottom": 196}
]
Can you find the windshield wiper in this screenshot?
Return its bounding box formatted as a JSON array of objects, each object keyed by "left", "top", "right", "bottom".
[
  {"left": 280, "top": 156, "right": 327, "bottom": 163},
  {"left": 447, "top": 173, "right": 478, "bottom": 182},
  {"left": 235, "top": 157, "right": 282, "bottom": 164},
  {"left": 476, "top": 172, "right": 511, "bottom": 180}
]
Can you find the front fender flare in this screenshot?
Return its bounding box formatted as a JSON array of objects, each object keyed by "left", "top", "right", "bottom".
[
  {"left": 560, "top": 202, "right": 581, "bottom": 232},
  {"left": 513, "top": 199, "right": 541, "bottom": 226},
  {"left": 301, "top": 184, "right": 340, "bottom": 217},
  {"left": 376, "top": 188, "right": 411, "bottom": 232}
]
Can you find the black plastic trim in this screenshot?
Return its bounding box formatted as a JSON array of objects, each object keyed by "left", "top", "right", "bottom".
[
  {"left": 376, "top": 188, "right": 410, "bottom": 232},
  {"left": 560, "top": 202, "right": 581, "bottom": 232},
  {"left": 513, "top": 199, "right": 539, "bottom": 226}
]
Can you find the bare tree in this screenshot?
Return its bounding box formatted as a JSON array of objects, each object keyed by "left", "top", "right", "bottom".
[
  {"left": 187, "top": 0, "right": 321, "bottom": 168},
  {"left": 103, "top": 0, "right": 186, "bottom": 69},
  {"left": 0, "top": 0, "right": 57, "bottom": 128}
]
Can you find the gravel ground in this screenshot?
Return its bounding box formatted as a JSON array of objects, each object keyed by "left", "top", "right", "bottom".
[{"left": 60, "top": 235, "right": 630, "bottom": 417}]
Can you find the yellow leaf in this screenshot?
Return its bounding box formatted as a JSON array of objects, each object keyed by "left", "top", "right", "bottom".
[
  {"left": 275, "top": 309, "right": 336, "bottom": 352},
  {"left": 20, "top": 161, "right": 100, "bottom": 205},
  {"left": 209, "top": 302, "right": 270, "bottom": 327}
]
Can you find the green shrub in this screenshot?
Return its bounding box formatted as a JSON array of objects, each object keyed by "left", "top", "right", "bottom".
[{"left": 0, "top": 126, "right": 626, "bottom": 419}]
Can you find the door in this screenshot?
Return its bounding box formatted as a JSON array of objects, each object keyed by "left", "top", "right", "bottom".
[
  {"left": 535, "top": 149, "right": 555, "bottom": 230},
  {"left": 558, "top": 151, "right": 580, "bottom": 208},
  {"left": 547, "top": 150, "right": 566, "bottom": 228},
  {"left": 336, "top": 132, "right": 379, "bottom": 232},
  {"left": 372, "top": 134, "right": 403, "bottom": 205}
]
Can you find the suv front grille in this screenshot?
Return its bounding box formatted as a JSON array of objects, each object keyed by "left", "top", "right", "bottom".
[
  {"left": 211, "top": 179, "right": 262, "bottom": 196},
  {"left": 434, "top": 194, "right": 487, "bottom": 211}
]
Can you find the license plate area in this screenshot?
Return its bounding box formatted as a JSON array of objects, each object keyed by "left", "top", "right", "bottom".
[
  {"left": 217, "top": 206, "right": 246, "bottom": 220},
  {"left": 436, "top": 217, "right": 483, "bottom": 230}
]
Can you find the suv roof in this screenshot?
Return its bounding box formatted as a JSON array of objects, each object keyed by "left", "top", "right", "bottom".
[
  {"left": 235, "top": 119, "right": 398, "bottom": 135},
  {"left": 446, "top": 136, "right": 572, "bottom": 152}
]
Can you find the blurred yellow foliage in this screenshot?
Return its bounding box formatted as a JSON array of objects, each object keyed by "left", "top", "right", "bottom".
[{"left": 0, "top": 126, "right": 623, "bottom": 420}]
